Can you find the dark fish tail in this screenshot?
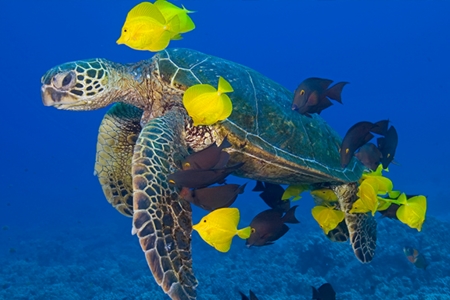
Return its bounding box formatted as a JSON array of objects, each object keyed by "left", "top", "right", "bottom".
[
  {"left": 239, "top": 291, "right": 249, "bottom": 300},
  {"left": 317, "top": 283, "right": 336, "bottom": 300},
  {"left": 282, "top": 205, "right": 300, "bottom": 224},
  {"left": 237, "top": 182, "right": 248, "bottom": 195},
  {"left": 219, "top": 136, "right": 231, "bottom": 149},
  {"left": 213, "top": 151, "right": 230, "bottom": 168},
  {"left": 249, "top": 290, "right": 259, "bottom": 300},
  {"left": 312, "top": 286, "right": 320, "bottom": 300},
  {"left": 371, "top": 119, "right": 390, "bottom": 135},
  {"left": 326, "top": 81, "right": 348, "bottom": 103},
  {"left": 252, "top": 180, "right": 265, "bottom": 192}
]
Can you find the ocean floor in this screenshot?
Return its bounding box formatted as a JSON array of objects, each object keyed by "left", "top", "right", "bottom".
[{"left": 1, "top": 210, "right": 449, "bottom": 300}]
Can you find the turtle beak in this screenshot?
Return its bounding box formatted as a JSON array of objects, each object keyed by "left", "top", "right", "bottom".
[
  {"left": 41, "top": 84, "right": 86, "bottom": 110},
  {"left": 41, "top": 85, "right": 61, "bottom": 107}
]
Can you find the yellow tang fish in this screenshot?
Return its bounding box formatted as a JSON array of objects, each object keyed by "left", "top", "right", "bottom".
[
  {"left": 282, "top": 184, "right": 309, "bottom": 201},
  {"left": 117, "top": 2, "right": 181, "bottom": 52},
  {"left": 192, "top": 207, "right": 251, "bottom": 252},
  {"left": 396, "top": 194, "right": 427, "bottom": 231},
  {"left": 183, "top": 76, "right": 234, "bottom": 126},
  {"left": 154, "top": 0, "right": 195, "bottom": 34},
  {"left": 310, "top": 188, "right": 338, "bottom": 203},
  {"left": 311, "top": 205, "right": 345, "bottom": 234},
  {"left": 365, "top": 176, "right": 393, "bottom": 195},
  {"left": 350, "top": 181, "right": 378, "bottom": 215}
]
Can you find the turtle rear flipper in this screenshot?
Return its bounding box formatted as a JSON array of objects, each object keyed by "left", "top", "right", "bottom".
[
  {"left": 132, "top": 109, "right": 197, "bottom": 299},
  {"left": 95, "top": 103, "right": 143, "bottom": 217},
  {"left": 326, "top": 220, "right": 349, "bottom": 242},
  {"left": 333, "top": 183, "right": 377, "bottom": 263}
]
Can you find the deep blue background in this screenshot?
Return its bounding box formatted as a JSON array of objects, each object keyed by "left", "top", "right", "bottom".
[{"left": 1, "top": 1, "right": 449, "bottom": 299}]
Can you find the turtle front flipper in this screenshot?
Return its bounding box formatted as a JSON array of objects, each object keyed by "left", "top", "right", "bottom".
[
  {"left": 95, "top": 103, "right": 143, "bottom": 217},
  {"left": 132, "top": 109, "right": 197, "bottom": 299},
  {"left": 332, "top": 183, "right": 377, "bottom": 263}
]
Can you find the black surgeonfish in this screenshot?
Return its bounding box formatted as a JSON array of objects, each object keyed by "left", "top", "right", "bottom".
[
  {"left": 292, "top": 77, "right": 348, "bottom": 118},
  {"left": 180, "top": 183, "right": 247, "bottom": 211},
  {"left": 312, "top": 283, "right": 336, "bottom": 300},
  {"left": 355, "top": 142, "right": 382, "bottom": 170},
  {"left": 246, "top": 206, "right": 299, "bottom": 247},
  {"left": 168, "top": 162, "right": 244, "bottom": 189},
  {"left": 404, "top": 247, "right": 429, "bottom": 270},
  {"left": 239, "top": 290, "right": 259, "bottom": 300},
  {"left": 253, "top": 181, "right": 290, "bottom": 212},
  {"left": 182, "top": 137, "right": 231, "bottom": 170},
  {"left": 340, "top": 121, "right": 375, "bottom": 168},
  {"left": 377, "top": 125, "right": 398, "bottom": 169}
]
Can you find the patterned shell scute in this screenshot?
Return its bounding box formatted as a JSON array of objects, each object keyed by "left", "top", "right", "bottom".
[{"left": 156, "top": 48, "right": 364, "bottom": 183}]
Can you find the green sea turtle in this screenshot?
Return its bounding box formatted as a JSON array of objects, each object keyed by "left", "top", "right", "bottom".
[{"left": 41, "top": 48, "right": 375, "bottom": 299}]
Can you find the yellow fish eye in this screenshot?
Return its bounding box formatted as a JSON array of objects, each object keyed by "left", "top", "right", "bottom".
[
  {"left": 169, "top": 179, "right": 175, "bottom": 184},
  {"left": 345, "top": 148, "right": 349, "bottom": 154},
  {"left": 300, "top": 90, "right": 305, "bottom": 95},
  {"left": 251, "top": 228, "right": 256, "bottom": 233}
]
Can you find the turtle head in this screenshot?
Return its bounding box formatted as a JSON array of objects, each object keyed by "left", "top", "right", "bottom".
[{"left": 41, "top": 58, "right": 117, "bottom": 110}]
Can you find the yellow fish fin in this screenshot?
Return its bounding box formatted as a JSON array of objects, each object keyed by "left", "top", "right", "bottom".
[
  {"left": 182, "top": 4, "right": 196, "bottom": 14},
  {"left": 360, "top": 163, "right": 384, "bottom": 182},
  {"left": 395, "top": 193, "right": 408, "bottom": 205},
  {"left": 210, "top": 207, "right": 240, "bottom": 230},
  {"left": 154, "top": 0, "right": 196, "bottom": 33},
  {"left": 378, "top": 192, "right": 407, "bottom": 206},
  {"left": 217, "top": 77, "right": 234, "bottom": 94},
  {"left": 127, "top": 2, "right": 166, "bottom": 25},
  {"left": 166, "top": 14, "right": 181, "bottom": 35},
  {"left": 171, "top": 33, "right": 183, "bottom": 40},
  {"left": 213, "top": 241, "right": 232, "bottom": 253},
  {"left": 388, "top": 190, "right": 401, "bottom": 199},
  {"left": 386, "top": 193, "right": 408, "bottom": 205},
  {"left": 183, "top": 84, "right": 217, "bottom": 105},
  {"left": 178, "top": 14, "right": 196, "bottom": 33},
  {"left": 216, "top": 94, "right": 233, "bottom": 121},
  {"left": 237, "top": 226, "right": 251, "bottom": 239}
]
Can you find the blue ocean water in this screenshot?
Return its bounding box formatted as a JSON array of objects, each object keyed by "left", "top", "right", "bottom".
[{"left": 1, "top": 1, "right": 450, "bottom": 299}]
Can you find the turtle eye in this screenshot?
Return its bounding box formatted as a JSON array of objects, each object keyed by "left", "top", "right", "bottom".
[
  {"left": 52, "top": 71, "right": 76, "bottom": 90},
  {"left": 62, "top": 73, "right": 73, "bottom": 86}
]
